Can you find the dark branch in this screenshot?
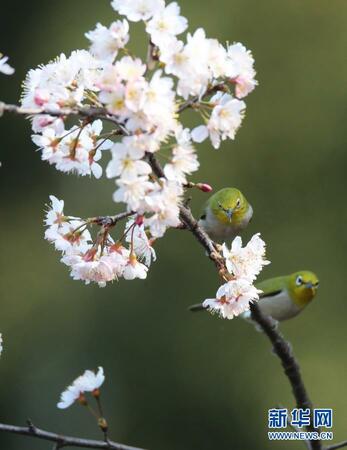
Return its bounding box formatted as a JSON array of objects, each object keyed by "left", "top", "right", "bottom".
[
  {"left": 145, "top": 153, "right": 323, "bottom": 450},
  {"left": 90, "top": 211, "right": 135, "bottom": 227},
  {"left": 0, "top": 102, "right": 125, "bottom": 127},
  {"left": 146, "top": 153, "right": 224, "bottom": 271},
  {"left": 0, "top": 422, "right": 146, "bottom": 450},
  {"left": 179, "top": 204, "right": 225, "bottom": 271},
  {"left": 250, "top": 303, "right": 322, "bottom": 450}
]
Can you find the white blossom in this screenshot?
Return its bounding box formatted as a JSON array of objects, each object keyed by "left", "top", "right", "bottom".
[
  {"left": 106, "top": 141, "right": 151, "bottom": 181},
  {"left": 192, "top": 92, "right": 246, "bottom": 149},
  {"left": 164, "top": 128, "right": 199, "bottom": 183},
  {"left": 115, "top": 56, "right": 146, "bottom": 81},
  {"left": 111, "top": 0, "right": 165, "bottom": 22},
  {"left": 203, "top": 279, "right": 261, "bottom": 320},
  {"left": 125, "top": 219, "right": 156, "bottom": 266},
  {"left": 86, "top": 20, "right": 129, "bottom": 61},
  {"left": 123, "top": 254, "right": 148, "bottom": 280},
  {"left": 158, "top": 38, "right": 189, "bottom": 77},
  {"left": 203, "top": 234, "right": 269, "bottom": 320},
  {"left": 227, "top": 43, "right": 257, "bottom": 98},
  {"left": 32, "top": 120, "right": 110, "bottom": 178},
  {"left": 144, "top": 179, "right": 182, "bottom": 237},
  {"left": 0, "top": 54, "right": 15, "bottom": 75},
  {"left": 45, "top": 220, "right": 92, "bottom": 253},
  {"left": 28, "top": 0, "right": 259, "bottom": 287},
  {"left": 67, "top": 254, "right": 117, "bottom": 287},
  {"left": 61, "top": 244, "right": 131, "bottom": 286},
  {"left": 45, "top": 195, "right": 66, "bottom": 228},
  {"left": 146, "top": 2, "right": 188, "bottom": 46},
  {"left": 113, "top": 175, "right": 154, "bottom": 211},
  {"left": 22, "top": 50, "right": 103, "bottom": 114},
  {"left": 57, "top": 367, "right": 105, "bottom": 409},
  {"left": 222, "top": 234, "right": 270, "bottom": 282}
]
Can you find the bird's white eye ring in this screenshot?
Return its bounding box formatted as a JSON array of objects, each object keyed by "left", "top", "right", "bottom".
[
  {"left": 236, "top": 198, "right": 241, "bottom": 208},
  {"left": 296, "top": 275, "right": 303, "bottom": 286}
]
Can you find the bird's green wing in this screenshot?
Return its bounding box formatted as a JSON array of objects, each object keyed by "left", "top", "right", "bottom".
[{"left": 256, "top": 276, "right": 288, "bottom": 299}]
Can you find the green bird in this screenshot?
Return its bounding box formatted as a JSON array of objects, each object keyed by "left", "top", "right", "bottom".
[
  {"left": 190, "top": 271, "right": 319, "bottom": 322},
  {"left": 247, "top": 270, "right": 319, "bottom": 322},
  {"left": 199, "top": 187, "right": 253, "bottom": 241}
]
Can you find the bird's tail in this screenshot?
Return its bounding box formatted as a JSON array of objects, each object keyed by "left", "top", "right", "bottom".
[{"left": 189, "top": 303, "right": 206, "bottom": 312}]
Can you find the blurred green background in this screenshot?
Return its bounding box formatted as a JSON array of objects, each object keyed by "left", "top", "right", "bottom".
[{"left": 0, "top": 1, "right": 346, "bottom": 449}]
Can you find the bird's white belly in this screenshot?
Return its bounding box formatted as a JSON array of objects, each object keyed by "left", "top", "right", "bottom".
[
  {"left": 258, "top": 290, "right": 301, "bottom": 322},
  {"left": 199, "top": 205, "right": 253, "bottom": 241}
]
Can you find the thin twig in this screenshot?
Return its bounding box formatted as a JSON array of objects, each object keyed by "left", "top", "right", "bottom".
[
  {"left": 89, "top": 211, "right": 135, "bottom": 227},
  {"left": 177, "top": 82, "right": 229, "bottom": 113},
  {"left": 0, "top": 102, "right": 125, "bottom": 128},
  {"left": 0, "top": 422, "right": 145, "bottom": 450}
]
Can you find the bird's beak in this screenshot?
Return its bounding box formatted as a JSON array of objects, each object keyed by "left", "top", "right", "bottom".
[
  {"left": 305, "top": 282, "right": 313, "bottom": 289},
  {"left": 226, "top": 208, "right": 234, "bottom": 222}
]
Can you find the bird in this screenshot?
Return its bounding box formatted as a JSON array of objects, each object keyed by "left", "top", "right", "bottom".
[
  {"left": 190, "top": 271, "right": 319, "bottom": 323},
  {"left": 245, "top": 270, "right": 319, "bottom": 322},
  {"left": 198, "top": 187, "right": 253, "bottom": 241}
]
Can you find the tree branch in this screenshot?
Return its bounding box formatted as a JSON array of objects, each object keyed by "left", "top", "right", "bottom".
[
  {"left": 146, "top": 152, "right": 322, "bottom": 450},
  {"left": 0, "top": 102, "right": 125, "bottom": 127},
  {"left": 145, "top": 152, "right": 224, "bottom": 270},
  {"left": 90, "top": 211, "right": 135, "bottom": 227},
  {"left": 250, "top": 303, "right": 322, "bottom": 450},
  {"left": 0, "top": 422, "right": 146, "bottom": 450}
]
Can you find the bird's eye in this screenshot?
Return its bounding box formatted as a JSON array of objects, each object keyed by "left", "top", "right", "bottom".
[
  {"left": 236, "top": 199, "right": 241, "bottom": 208},
  {"left": 296, "top": 275, "right": 303, "bottom": 286}
]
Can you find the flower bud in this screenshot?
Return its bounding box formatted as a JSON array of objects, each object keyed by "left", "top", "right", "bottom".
[
  {"left": 135, "top": 215, "right": 144, "bottom": 226},
  {"left": 196, "top": 183, "right": 213, "bottom": 193},
  {"left": 98, "top": 417, "right": 108, "bottom": 431},
  {"left": 92, "top": 388, "right": 100, "bottom": 398},
  {"left": 78, "top": 393, "right": 88, "bottom": 406}
]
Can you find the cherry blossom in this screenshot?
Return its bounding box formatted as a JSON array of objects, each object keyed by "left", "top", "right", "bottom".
[
  {"left": 0, "top": 53, "right": 15, "bottom": 75},
  {"left": 19, "top": 0, "right": 261, "bottom": 290},
  {"left": 57, "top": 367, "right": 105, "bottom": 409}
]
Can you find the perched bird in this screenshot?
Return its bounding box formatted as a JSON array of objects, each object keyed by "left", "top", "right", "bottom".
[
  {"left": 190, "top": 271, "right": 319, "bottom": 322},
  {"left": 246, "top": 270, "right": 319, "bottom": 322},
  {"left": 199, "top": 187, "right": 253, "bottom": 241}
]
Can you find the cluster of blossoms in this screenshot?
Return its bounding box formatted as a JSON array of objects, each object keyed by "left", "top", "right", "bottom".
[
  {"left": 45, "top": 196, "right": 156, "bottom": 286},
  {"left": 58, "top": 367, "right": 105, "bottom": 409},
  {"left": 17, "top": 0, "right": 258, "bottom": 290},
  {"left": 0, "top": 53, "right": 14, "bottom": 75},
  {"left": 203, "top": 234, "right": 270, "bottom": 319}
]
